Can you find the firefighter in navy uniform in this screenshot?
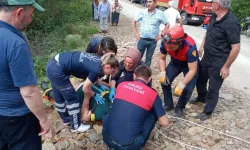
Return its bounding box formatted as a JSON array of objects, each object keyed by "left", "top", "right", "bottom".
[
  {"left": 159, "top": 25, "right": 198, "bottom": 118},
  {"left": 102, "top": 65, "right": 169, "bottom": 149}
]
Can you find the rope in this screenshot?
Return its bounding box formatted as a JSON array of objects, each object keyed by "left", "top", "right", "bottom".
[
  {"left": 155, "top": 127, "right": 205, "bottom": 150},
  {"left": 166, "top": 115, "right": 250, "bottom": 145},
  {"left": 155, "top": 115, "right": 250, "bottom": 149}
]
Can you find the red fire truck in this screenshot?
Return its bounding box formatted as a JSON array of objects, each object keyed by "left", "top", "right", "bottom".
[{"left": 157, "top": 0, "right": 213, "bottom": 25}]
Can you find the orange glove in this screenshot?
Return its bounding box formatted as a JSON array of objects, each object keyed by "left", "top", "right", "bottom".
[
  {"left": 174, "top": 81, "right": 186, "bottom": 96},
  {"left": 159, "top": 72, "right": 168, "bottom": 85}
]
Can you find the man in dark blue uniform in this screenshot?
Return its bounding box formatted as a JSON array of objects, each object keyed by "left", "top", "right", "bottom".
[
  {"left": 86, "top": 36, "right": 117, "bottom": 56},
  {"left": 159, "top": 25, "right": 198, "bottom": 118},
  {"left": 102, "top": 65, "right": 169, "bottom": 149},
  {"left": 46, "top": 52, "right": 119, "bottom": 132}
]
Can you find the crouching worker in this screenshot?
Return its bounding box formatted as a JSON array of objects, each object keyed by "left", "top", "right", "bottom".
[
  {"left": 46, "top": 52, "right": 118, "bottom": 132},
  {"left": 41, "top": 80, "right": 113, "bottom": 122},
  {"left": 102, "top": 65, "right": 169, "bottom": 149},
  {"left": 159, "top": 25, "right": 198, "bottom": 118}
]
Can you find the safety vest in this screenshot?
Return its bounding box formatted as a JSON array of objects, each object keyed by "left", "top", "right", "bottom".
[{"left": 164, "top": 35, "right": 196, "bottom": 61}]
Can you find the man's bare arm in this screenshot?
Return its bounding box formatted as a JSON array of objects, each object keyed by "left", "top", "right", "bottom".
[
  {"left": 182, "top": 61, "right": 197, "bottom": 85},
  {"left": 178, "top": 18, "right": 183, "bottom": 27},
  {"left": 20, "top": 85, "right": 51, "bottom": 135},
  {"left": 223, "top": 43, "right": 240, "bottom": 68},
  {"left": 198, "top": 33, "right": 206, "bottom": 56},
  {"left": 81, "top": 78, "right": 94, "bottom": 121},
  {"left": 132, "top": 19, "right": 140, "bottom": 40},
  {"left": 159, "top": 53, "right": 167, "bottom": 72}
]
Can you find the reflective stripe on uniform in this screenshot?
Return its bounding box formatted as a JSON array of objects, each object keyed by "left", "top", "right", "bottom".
[
  {"left": 68, "top": 109, "right": 80, "bottom": 115},
  {"left": 56, "top": 107, "right": 66, "bottom": 112},
  {"left": 67, "top": 103, "right": 80, "bottom": 109},
  {"left": 55, "top": 102, "right": 66, "bottom": 108}
]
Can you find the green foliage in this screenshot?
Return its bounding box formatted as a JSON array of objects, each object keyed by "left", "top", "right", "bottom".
[
  {"left": 27, "top": 0, "right": 99, "bottom": 82},
  {"left": 29, "top": 0, "right": 92, "bottom": 33},
  {"left": 65, "top": 34, "right": 83, "bottom": 49},
  {"left": 231, "top": 0, "right": 250, "bottom": 22}
]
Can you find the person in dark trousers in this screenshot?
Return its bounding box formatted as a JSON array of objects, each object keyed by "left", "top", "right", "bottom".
[
  {"left": 86, "top": 36, "right": 117, "bottom": 56},
  {"left": 41, "top": 79, "right": 114, "bottom": 122},
  {"left": 46, "top": 52, "right": 119, "bottom": 132},
  {"left": 159, "top": 25, "right": 198, "bottom": 119},
  {"left": 0, "top": 1, "right": 51, "bottom": 150},
  {"left": 102, "top": 65, "right": 169, "bottom": 149},
  {"left": 189, "top": 0, "right": 241, "bottom": 121},
  {"left": 132, "top": 0, "right": 169, "bottom": 67},
  {"left": 108, "top": 48, "right": 152, "bottom": 101},
  {"left": 111, "top": 0, "right": 123, "bottom": 26}
]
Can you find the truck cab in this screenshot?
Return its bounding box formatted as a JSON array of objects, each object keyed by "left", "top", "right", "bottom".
[
  {"left": 157, "top": 0, "right": 213, "bottom": 25},
  {"left": 180, "top": 0, "right": 213, "bottom": 24}
]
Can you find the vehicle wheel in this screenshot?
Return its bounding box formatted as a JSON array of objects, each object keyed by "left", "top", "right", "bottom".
[{"left": 181, "top": 12, "right": 188, "bottom": 25}]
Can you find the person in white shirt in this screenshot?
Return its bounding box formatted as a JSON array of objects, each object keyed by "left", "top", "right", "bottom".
[{"left": 163, "top": 1, "right": 182, "bottom": 28}]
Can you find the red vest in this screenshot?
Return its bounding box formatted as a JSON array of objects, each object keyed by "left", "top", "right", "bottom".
[
  {"left": 115, "top": 81, "right": 157, "bottom": 111},
  {"left": 164, "top": 35, "right": 196, "bottom": 61}
]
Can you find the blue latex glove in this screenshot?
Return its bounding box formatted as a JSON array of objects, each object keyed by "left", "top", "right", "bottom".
[
  {"left": 109, "top": 88, "right": 116, "bottom": 102},
  {"left": 98, "top": 83, "right": 110, "bottom": 91},
  {"left": 93, "top": 93, "right": 105, "bottom": 105}
]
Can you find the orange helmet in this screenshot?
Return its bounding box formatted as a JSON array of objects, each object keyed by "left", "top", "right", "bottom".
[{"left": 163, "top": 25, "right": 185, "bottom": 44}]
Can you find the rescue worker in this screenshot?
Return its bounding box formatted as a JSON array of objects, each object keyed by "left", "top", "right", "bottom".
[
  {"left": 41, "top": 79, "right": 113, "bottom": 122},
  {"left": 86, "top": 36, "right": 117, "bottom": 56},
  {"left": 46, "top": 52, "right": 119, "bottom": 132},
  {"left": 159, "top": 25, "right": 198, "bottom": 118},
  {"left": 109, "top": 48, "right": 150, "bottom": 100},
  {"left": 102, "top": 65, "right": 169, "bottom": 149}
]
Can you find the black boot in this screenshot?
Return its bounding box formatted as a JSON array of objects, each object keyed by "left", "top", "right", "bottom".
[
  {"left": 164, "top": 105, "right": 174, "bottom": 112},
  {"left": 40, "top": 81, "right": 49, "bottom": 91},
  {"left": 195, "top": 112, "right": 212, "bottom": 121},
  {"left": 174, "top": 108, "right": 185, "bottom": 119},
  {"left": 189, "top": 97, "right": 205, "bottom": 104}
]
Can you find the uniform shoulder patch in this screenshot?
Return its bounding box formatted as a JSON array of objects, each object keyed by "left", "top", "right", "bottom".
[{"left": 192, "top": 50, "right": 197, "bottom": 57}]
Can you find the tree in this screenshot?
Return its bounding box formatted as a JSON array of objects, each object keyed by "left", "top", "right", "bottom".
[{"left": 231, "top": 0, "right": 250, "bottom": 22}]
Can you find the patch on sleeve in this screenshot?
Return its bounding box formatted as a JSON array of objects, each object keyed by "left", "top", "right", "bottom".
[{"left": 192, "top": 50, "right": 197, "bottom": 57}]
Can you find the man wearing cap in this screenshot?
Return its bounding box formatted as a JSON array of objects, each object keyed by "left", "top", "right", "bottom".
[
  {"left": 0, "top": 1, "right": 51, "bottom": 149},
  {"left": 159, "top": 25, "right": 198, "bottom": 118},
  {"left": 109, "top": 48, "right": 148, "bottom": 100},
  {"left": 102, "top": 65, "right": 169, "bottom": 149}
]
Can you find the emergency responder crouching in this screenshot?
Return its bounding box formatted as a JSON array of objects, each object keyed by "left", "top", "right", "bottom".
[
  {"left": 102, "top": 65, "right": 169, "bottom": 149},
  {"left": 46, "top": 52, "right": 118, "bottom": 132},
  {"left": 159, "top": 25, "right": 198, "bottom": 119}
]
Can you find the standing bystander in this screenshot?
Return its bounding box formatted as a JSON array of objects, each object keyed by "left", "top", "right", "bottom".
[
  {"left": 98, "top": 0, "right": 110, "bottom": 33},
  {"left": 189, "top": 0, "right": 241, "bottom": 121},
  {"left": 0, "top": 1, "right": 51, "bottom": 149},
  {"left": 132, "top": 0, "right": 169, "bottom": 67}
]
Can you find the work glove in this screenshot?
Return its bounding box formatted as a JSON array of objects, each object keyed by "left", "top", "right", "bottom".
[
  {"left": 93, "top": 93, "right": 106, "bottom": 105},
  {"left": 98, "top": 83, "right": 110, "bottom": 91},
  {"left": 174, "top": 81, "right": 186, "bottom": 96},
  {"left": 109, "top": 88, "right": 116, "bottom": 103},
  {"left": 159, "top": 71, "right": 169, "bottom": 86}
]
